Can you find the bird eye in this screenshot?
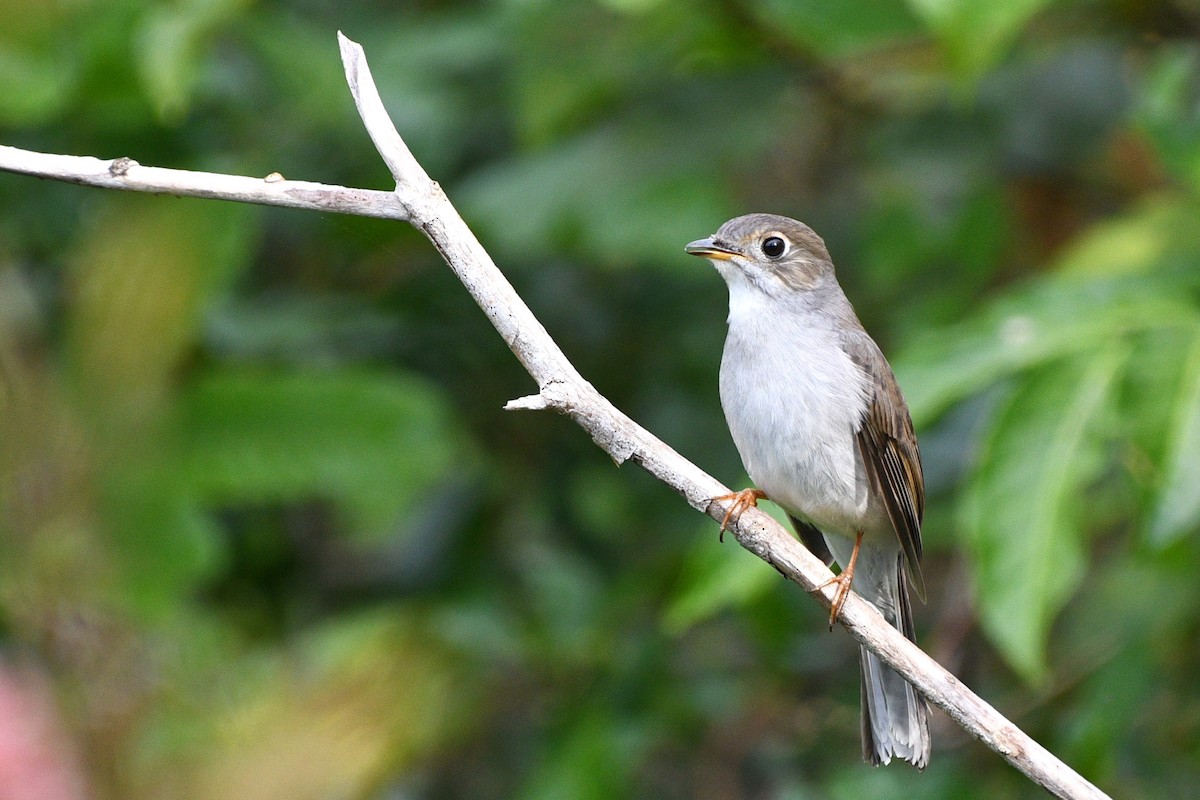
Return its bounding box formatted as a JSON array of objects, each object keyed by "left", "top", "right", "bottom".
[{"left": 761, "top": 235, "right": 787, "bottom": 259}]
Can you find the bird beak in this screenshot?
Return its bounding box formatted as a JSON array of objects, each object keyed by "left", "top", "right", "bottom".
[{"left": 685, "top": 237, "right": 737, "bottom": 260}]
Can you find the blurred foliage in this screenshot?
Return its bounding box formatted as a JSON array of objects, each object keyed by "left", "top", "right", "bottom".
[{"left": 2, "top": 0, "right": 1200, "bottom": 798}]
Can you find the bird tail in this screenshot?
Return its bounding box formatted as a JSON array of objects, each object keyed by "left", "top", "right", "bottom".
[{"left": 859, "top": 550, "right": 931, "bottom": 768}]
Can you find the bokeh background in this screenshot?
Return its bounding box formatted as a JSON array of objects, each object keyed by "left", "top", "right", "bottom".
[{"left": 2, "top": 0, "right": 1199, "bottom": 798}]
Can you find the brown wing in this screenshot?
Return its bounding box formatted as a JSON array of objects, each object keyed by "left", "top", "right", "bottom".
[{"left": 844, "top": 332, "right": 926, "bottom": 600}]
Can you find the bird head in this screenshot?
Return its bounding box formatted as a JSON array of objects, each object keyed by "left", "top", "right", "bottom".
[{"left": 685, "top": 213, "right": 836, "bottom": 299}]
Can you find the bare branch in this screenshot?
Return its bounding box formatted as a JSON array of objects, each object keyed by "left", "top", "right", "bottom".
[
  {"left": 0, "top": 33, "right": 1112, "bottom": 800},
  {"left": 0, "top": 144, "right": 407, "bottom": 220},
  {"left": 504, "top": 394, "right": 551, "bottom": 412}
]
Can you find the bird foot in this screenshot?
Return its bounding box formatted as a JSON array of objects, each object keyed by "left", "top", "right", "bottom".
[
  {"left": 815, "top": 571, "right": 855, "bottom": 630},
  {"left": 813, "top": 531, "right": 864, "bottom": 630},
  {"left": 712, "top": 488, "right": 766, "bottom": 542}
]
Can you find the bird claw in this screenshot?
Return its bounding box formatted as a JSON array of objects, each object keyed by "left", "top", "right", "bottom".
[
  {"left": 712, "top": 488, "right": 766, "bottom": 542},
  {"left": 815, "top": 571, "right": 854, "bottom": 630},
  {"left": 814, "top": 530, "right": 864, "bottom": 630}
]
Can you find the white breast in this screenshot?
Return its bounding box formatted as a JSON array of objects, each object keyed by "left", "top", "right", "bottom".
[{"left": 718, "top": 287, "right": 882, "bottom": 539}]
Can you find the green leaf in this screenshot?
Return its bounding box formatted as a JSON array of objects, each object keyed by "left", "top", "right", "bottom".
[
  {"left": 906, "top": 0, "right": 1052, "bottom": 79},
  {"left": 598, "top": 0, "right": 665, "bottom": 12},
  {"left": 136, "top": 0, "right": 249, "bottom": 123},
  {"left": 896, "top": 275, "right": 1197, "bottom": 428},
  {"left": 754, "top": 0, "right": 923, "bottom": 59},
  {"left": 1055, "top": 197, "right": 1198, "bottom": 279},
  {"left": 0, "top": 46, "right": 74, "bottom": 125},
  {"left": 179, "top": 368, "right": 467, "bottom": 537},
  {"left": 1148, "top": 327, "right": 1200, "bottom": 546},
  {"left": 68, "top": 195, "right": 253, "bottom": 407},
  {"left": 1135, "top": 45, "right": 1200, "bottom": 194},
  {"left": 662, "top": 503, "right": 792, "bottom": 635},
  {"left": 960, "top": 347, "right": 1125, "bottom": 682},
  {"left": 100, "top": 459, "right": 225, "bottom": 618},
  {"left": 663, "top": 534, "right": 778, "bottom": 636}
]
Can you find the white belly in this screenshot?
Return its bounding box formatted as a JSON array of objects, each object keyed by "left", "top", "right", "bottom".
[{"left": 719, "top": 310, "right": 886, "bottom": 540}]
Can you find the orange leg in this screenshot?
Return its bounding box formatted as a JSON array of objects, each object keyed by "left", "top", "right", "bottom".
[
  {"left": 712, "top": 488, "right": 766, "bottom": 542},
  {"left": 815, "top": 531, "right": 864, "bottom": 630}
]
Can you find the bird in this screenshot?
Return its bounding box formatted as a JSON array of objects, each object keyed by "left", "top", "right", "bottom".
[{"left": 685, "top": 213, "right": 931, "bottom": 768}]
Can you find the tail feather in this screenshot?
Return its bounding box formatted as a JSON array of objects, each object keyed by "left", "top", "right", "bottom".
[
  {"left": 859, "top": 552, "right": 930, "bottom": 768},
  {"left": 825, "top": 537, "right": 930, "bottom": 767}
]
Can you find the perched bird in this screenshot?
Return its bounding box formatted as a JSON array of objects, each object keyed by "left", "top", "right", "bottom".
[{"left": 686, "top": 213, "right": 931, "bottom": 768}]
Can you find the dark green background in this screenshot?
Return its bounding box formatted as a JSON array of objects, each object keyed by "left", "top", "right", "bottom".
[{"left": 1, "top": 0, "right": 1198, "bottom": 797}]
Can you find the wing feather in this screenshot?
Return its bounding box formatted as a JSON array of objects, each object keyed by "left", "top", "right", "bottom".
[{"left": 844, "top": 332, "right": 926, "bottom": 599}]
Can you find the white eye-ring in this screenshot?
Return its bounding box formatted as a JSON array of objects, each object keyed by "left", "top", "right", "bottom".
[{"left": 761, "top": 234, "right": 788, "bottom": 259}]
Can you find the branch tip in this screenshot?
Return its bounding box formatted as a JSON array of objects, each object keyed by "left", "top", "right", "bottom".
[
  {"left": 504, "top": 394, "right": 550, "bottom": 412},
  {"left": 337, "top": 31, "right": 425, "bottom": 189}
]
